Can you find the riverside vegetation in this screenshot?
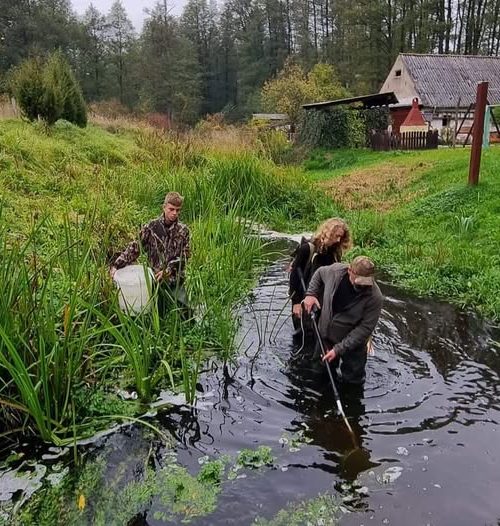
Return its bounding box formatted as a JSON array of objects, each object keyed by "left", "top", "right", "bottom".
[
  {"left": 0, "top": 118, "right": 333, "bottom": 446},
  {"left": 2, "top": 118, "right": 500, "bottom": 447}
]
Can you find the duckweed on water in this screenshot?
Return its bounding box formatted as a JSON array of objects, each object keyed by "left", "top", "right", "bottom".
[
  {"left": 253, "top": 494, "right": 341, "bottom": 525},
  {"left": 12, "top": 456, "right": 222, "bottom": 525}
]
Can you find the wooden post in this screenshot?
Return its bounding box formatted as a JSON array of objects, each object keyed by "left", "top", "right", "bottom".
[
  {"left": 468, "top": 82, "right": 488, "bottom": 186},
  {"left": 452, "top": 97, "right": 461, "bottom": 148}
]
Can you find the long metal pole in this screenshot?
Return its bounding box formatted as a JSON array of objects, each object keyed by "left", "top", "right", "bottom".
[
  {"left": 468, "top": 81, "right": 489, "bottom": 186},
  {"left": 297, "top": 268, "right": 357, "bottom": 447},
  {"left": 309, "top": 310, "right": 357, "bottom": 444}
]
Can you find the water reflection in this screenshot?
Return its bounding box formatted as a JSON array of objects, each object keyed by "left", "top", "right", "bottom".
[
  {"left": 284, "top": 344, "right": 378, "bottom": 481},
  {"left": 134, "top": 250, "right": 500, "bottom": 524}
]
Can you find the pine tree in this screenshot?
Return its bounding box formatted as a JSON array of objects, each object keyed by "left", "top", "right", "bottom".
[
  {"left": 105, "top": 0, "right": 135, "bottom": 104},
  {"left": 139, "top": 1, "right": 201, "bottom": 123},
  {"left": 44, "top": 51, "right": 87, "bottom": 127},
  {"left": 9, "top": 52, "right": 87, "bottom": 127},
  {"left": 181, "top": 0, "right": 221, "bottom": 114},
  {"left": 80, "top": 4, "right": 107, "bottom": 100}
]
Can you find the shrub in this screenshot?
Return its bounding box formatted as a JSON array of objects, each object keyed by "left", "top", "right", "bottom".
[
  {"left": 297, "top": 105, "right": 390, "bottom": 150},
  {"left": 8, "top": 52, "right": 87, "bottom": 127},
  {"left": 261, "top": 60, "right": 350, "bottom": 125},
  {"left": 363, "top": 107, "right": 389, "bottom": 143},
  {"left": 146, "top": 112, "right": 172, "bottom": 131},
  {"left": 43, "top": 51, "right": 87, "bottom": 127},
  {"left": 298, "top": 106, "right": 366, "bottom": 149},
  {"left": 257, "top": 128, "right": 293, "bottom": 165},
  {"left": 8, "top": 57, "right": 46, "bottom": 121}
]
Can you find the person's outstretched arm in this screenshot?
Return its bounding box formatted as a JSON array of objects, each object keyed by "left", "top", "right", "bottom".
[{"left": 110, "top": 225, "right": 150, "bottom": 276}]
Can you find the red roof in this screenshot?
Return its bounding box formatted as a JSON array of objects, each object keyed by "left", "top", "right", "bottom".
[{"left": 401, "top": 98, "right": 427, "bottom": 127}]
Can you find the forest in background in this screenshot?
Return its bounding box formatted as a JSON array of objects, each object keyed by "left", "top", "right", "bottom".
[{"left": 2, "top": 0, "right": 500, "bottom": 123}]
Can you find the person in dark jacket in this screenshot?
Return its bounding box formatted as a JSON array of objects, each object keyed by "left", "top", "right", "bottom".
[
  {"left": 302, "top": 256, "right": 383, "bottom": 385},
  {"left": 110, "top": 191, "right": 190, "bottom": 283},
  {"left": 110, "top": 192, "right": 190, "bottom": 313},
  {"left": 289, "top": 218, "right": 351, "bottom": 337}
]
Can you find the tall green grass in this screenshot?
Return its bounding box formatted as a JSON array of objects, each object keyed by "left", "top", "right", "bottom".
[
  {"left": 0, "top": 119, "right": 327, "bottom": 442},
  {"left": 0, "top": 217, "right": 107, "bottom": 443}
]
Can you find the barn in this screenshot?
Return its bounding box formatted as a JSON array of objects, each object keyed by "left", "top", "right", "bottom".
[{"left": 381, "top": 53, "right": 500, "bottom": 141}]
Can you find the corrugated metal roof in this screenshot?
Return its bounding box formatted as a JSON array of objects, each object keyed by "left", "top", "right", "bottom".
[
  {"left": 252, "top": 113, "right": 288, "bottom": 120},
  {"left": 401, "top": 54, "right": 500, "bottom": 108},
  {"left": 303, "top": 92, "right": 398, "bottom": 110}
]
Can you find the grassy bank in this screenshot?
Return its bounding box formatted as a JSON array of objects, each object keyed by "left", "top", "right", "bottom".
[
  {"left": 303, "top": 147, "right": 500, "bottom": 320},
  {"left": 0, "top": 119, "right": 333, "bottom": 444}
]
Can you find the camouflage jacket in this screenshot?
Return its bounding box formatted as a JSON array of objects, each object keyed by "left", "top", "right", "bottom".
[{"left": 114, "top": 215, "right": 191, "bottom": 284}]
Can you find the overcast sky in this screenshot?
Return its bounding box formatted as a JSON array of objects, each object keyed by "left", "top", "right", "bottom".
[{"left": 71, "top": 0, "right": 186, "bottom": 31}]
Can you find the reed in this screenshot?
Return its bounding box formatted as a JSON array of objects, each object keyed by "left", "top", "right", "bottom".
[
  {"left": 0, "top": 217, "right": 105, "bottom": 443},
  {"left": 0, "top": 118, "right": 324, "bottom": 442}
]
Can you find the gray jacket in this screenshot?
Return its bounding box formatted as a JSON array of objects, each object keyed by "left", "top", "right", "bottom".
[{"left": 307, "top": 263, "right": 383, "bottom": 356}]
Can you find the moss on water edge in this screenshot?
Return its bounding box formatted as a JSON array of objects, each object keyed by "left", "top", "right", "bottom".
[{"left": 9, "top": 458, "right": 222, "bottom": 525}]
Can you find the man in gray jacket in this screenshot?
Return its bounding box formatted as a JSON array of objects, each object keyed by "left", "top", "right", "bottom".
[{"left": 302, "top": 256, "right": 383, "bottom": 385}]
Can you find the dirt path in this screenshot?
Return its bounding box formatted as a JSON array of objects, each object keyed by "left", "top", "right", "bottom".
[{"left": 318, "top": 160, "right": 434, "bottom": 211}]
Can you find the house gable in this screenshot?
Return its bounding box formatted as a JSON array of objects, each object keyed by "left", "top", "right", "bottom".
[
  {"left": 383, "top": 54, "right": 500, "bottom": 109},
  {"left": 380, "top": 55, "right": 419, "bottom": 106}
]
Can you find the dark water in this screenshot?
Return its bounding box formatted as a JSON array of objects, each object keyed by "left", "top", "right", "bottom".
[
  {"left": 5, "top": 250, "right": 500, "bottom": 525},
  {"left": 153, "top": 254, "right": 500, "bottom": 525}
]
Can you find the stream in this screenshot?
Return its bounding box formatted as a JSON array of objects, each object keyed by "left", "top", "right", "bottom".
[{"left": 2, "top": 243, "right": 500, "bottom": 525}]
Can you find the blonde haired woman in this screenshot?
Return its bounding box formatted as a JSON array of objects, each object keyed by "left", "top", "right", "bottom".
[{"left": 289, "top": 218, "right": 351, "bottom": 336}]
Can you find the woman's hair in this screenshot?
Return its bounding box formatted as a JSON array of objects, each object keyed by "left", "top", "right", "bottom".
[{"left": 312, "top": 218, "right": 351, "bottom": 254}]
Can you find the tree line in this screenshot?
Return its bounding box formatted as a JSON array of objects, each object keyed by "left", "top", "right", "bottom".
[{"left": 1, "top": 0, "right": 500, "bottom": 123}]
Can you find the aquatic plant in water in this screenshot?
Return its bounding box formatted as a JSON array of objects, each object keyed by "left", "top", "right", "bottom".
[
  {"left": 227, "top": 446, "right": 276, "bottom": 480},
  {"left": 253, "top": 494, "right": 341, "bottom": 525},
  {"left": 6, "top": 444, "right": 283, "bottom": 524}
]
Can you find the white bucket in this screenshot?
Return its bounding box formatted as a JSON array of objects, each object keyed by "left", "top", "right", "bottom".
[{"left": 113, "top": 265, "right": 154, "bottom": 314}]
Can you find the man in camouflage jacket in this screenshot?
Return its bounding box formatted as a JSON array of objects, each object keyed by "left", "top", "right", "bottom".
[{"left": 110, "top": 192, "right": 190, "bottom": 286}]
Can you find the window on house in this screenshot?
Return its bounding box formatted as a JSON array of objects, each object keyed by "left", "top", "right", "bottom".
[
  {"left": 395, "top": 69, "right": 402, "bottom": 77},
  {"left": 442, "top": 116, "right": 449, "bottom": 127}
]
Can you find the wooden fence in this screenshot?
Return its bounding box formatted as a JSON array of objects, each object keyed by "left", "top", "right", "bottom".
[{"left": 370, "top": 130, "right": 439, "bottom": 151}]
